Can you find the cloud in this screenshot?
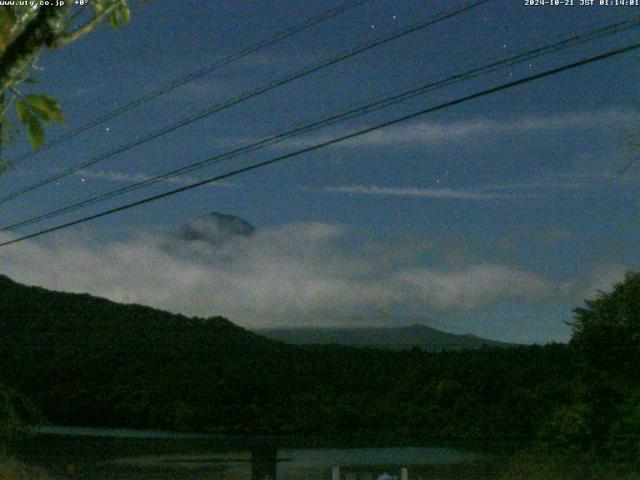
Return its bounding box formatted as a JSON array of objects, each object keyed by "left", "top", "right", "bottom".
[
  {"left": 395, "top": 265, "right": 552, "bottom": 311},
  {"left": 276, "top": 109, "right": 639, "bottom": 149},
  {"left": 482, "top": 181, "right": 586, "bottom": 192},
  {"left": 161, "top": 77, "right": 240, "bottom": 103},
  {"left": 542, "top": 169, "right": 640, "bottom": 185},
  {"left": 316, "top": 184, "right": 536, "bottom": 201},
  {"left": 312, "top": 175, "right": 598, "bottom": 201},
  {"left": 0, "top": 218, "right": 557, "bottom": 329},
  {"left": 161, "top": 52, "right": 322, "bottom": 103}
]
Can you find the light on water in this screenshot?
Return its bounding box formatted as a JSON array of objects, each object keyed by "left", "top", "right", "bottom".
[{"left": 12, "top": 426, "right": 492, "bottom": 479}]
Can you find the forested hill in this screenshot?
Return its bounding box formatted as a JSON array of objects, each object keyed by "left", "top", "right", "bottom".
[
  {"left": 0, "top": 274, "right": 302, "bottom": 431},
  {"left": 0, "top": 274, "right": 280, "bottom": 356},
  {"left": 0, "top": 273, "right": 574, "bottom": 438},
  {"left": 258, "top": 324, "right": 516, "bottom": 351}
]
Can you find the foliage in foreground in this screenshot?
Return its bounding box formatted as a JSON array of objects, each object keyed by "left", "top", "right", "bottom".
[
  {"left": 534, "top": 272, "right": 640, "bottom": 463},
  {"left": 0, "top": 455, "right": 47, "bottom": 480},
  {"left": 499, "top": 272, "right": 640, "bottom": 478},
  {"left": 499, "top": 448, "right": 640, "bottom": 480},
  {"left": 0, "top": 1, "right": 133, "bottom": 156},
  {"left": 0, "top": 384, "right": 42, "bottom": 453}
]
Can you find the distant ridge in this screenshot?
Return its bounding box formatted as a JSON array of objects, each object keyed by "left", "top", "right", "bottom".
[{"left": 256, "top": 324, "right": 517, "bottom": 351}]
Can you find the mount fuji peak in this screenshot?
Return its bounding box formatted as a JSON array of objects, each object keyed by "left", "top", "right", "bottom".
[{"left": 177, "top": 212, "right": 255, "bottom": 246}]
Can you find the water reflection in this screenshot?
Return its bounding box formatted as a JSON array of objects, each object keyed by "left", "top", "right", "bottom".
[{"left": 14, "top": 427, "right": 485, "bottom": 479}]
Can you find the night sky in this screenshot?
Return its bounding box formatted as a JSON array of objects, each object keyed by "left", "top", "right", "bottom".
[{"left": 0, "top": 0, "right": 638, "bottom": 343}]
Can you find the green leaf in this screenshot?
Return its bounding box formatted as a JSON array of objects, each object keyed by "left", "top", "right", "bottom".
[
  {"left": 26, "top": 94, "right": 64, "bottom": 125},
  {"left": 0, "top": 8, "right": 13, "bottom": 51},
  {"left": 30, "top": 106, "right": 51, "bottom": 124},
  {"left": 0, "top": 7, "right": 13, "bottom": 31},
  {"left": 120, "top": 4, "right": 131, "bottom": 24},
  {"left": 109, "top": 3, "right": 131, "bottom": 29},
  {"left": 93, "top": 0, "right": 107, "bottom": 16},
  {"left": 26, "top": 114, "right": 45, "bottom": 150},
  {"left": 15, "top": 99, "right": 28, "bottom": 123},
  {"left": 47, "top": 106, "right": 64, "bottom": 125},
  {"left": 108, "top": 11, "right": 119, "bottom": 28}
]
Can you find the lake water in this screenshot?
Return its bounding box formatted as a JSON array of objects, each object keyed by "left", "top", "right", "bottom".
[{"left": 8, "top": 426, "right": 503, "bottom": 479}]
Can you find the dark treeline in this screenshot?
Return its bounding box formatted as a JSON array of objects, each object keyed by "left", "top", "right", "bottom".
[{"left": 0, "top": 273, "right": 638, "bottom": 469}]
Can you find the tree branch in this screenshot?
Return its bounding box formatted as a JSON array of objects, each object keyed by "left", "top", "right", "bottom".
[
  {"left": 0, "top": 5, "right": 70, "bottom": 96},
  {"left": 53, "top": 1, "right": 124, "bottom": 48},
  {"left": 7, "top": 6, "right": 41, "bottom": 45}
]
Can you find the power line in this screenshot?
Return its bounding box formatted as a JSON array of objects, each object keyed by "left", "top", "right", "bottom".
[
  {"left": 0, "top": 0, "right": 492, "bottom": 206},
  {"left": 3, "top": 15, "right": 637, "bottom": 232},
  {"left": 1, "top": 42, "right": 637, "bottom": 249},
  {"left": 8, "top": 0, "right": 372, "bottom": 165}
]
